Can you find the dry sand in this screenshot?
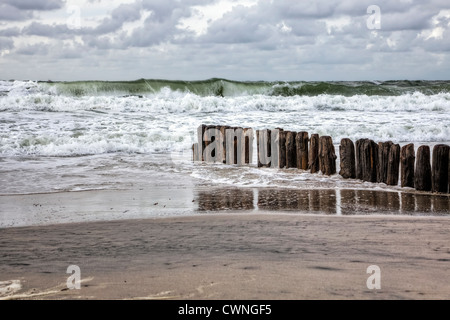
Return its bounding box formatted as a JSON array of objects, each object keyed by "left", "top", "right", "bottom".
[{"left": 1, "top": 212, "right": 449, "bottom": 300}]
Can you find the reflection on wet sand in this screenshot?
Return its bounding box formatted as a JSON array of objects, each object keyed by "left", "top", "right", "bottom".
[
  {"left": 195, "top": 187, "right": 449, "bottom": 216},
  {"left": 196, "top": 188, "right": 254, "bottom": 211},
  {"left": 258, "top": 189, "right": 337, "bottom": 214}
]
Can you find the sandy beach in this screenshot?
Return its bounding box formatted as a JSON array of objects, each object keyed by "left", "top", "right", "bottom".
[
  {"left": 2, "top": 0, "right": 450, "bottom": 304},
  {"left": 1, "top": 191, "right": 449, "bottom": 300}
]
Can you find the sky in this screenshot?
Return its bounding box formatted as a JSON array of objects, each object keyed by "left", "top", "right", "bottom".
[{"left": 0, "top": 0, "right": 449, "bottom": 81}]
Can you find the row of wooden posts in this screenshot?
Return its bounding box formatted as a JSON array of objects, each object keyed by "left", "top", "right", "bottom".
[{"left": 192, "top": 124, "right": 450, "bottom": 194}]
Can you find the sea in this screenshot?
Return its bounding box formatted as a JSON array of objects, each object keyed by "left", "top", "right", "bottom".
[{"left": 0, "top": 79, "right": 449, "bottom": 226}]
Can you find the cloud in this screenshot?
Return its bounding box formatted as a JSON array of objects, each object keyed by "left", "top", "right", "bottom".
[
  {"left": 23, "top": 21, "right": 75, "bottom": 38},
  {"left": 0, "top": 3, "right": 32, "bottom": 20},
  {"left": 1, "top": 0, "right": 64, "bottom": 11},
  {"left": 15, "top": 42, "right": 49, "bottom": 55},
  {"left": 0, "top": 36, "right": 14, "bottom": 50},
  {"left": 93, "top": 2, "right": 143, "bottom": 34},
  {"left": 0, "top": 27, "right": 21, "bottom": 37},
  {"left": 0, "top": 0, "right": 449, "bottom": 80}
]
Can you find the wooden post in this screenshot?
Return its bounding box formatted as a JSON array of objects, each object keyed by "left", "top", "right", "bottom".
[
  {"left": 204, "top": 125, "right": 216, "bottom": 159},
  {"left": 232, "top": 126, "right": 238, "bottom": 165},
  {"left": 296, "top": 131, "right": 309, "bottom": 170},
  {"left": 356, "top": 139, "right": 378, "bottom": 182},
  {"left": 386, "top": 144, "right": 400, "bottom": 186},
  {"left": 339, "top": 138, "right": 356, "bottom": 179},
  {"left": 377, "top": 141, "right": 393, "bottom": 183},
  {"left": 256, "top": 130, "right": 263, "bottom": 167},
  {"left": 415, "top": 145, "right": 432, "bottom": 192},
  {"left": 226, "top": 127, "right": 250, "bottom": 165},
  {"left": 432, "top": 144, "right": 450, "bottom": 193},
  {"left": 200, "top": 124, "right": 207, "bottom": 161},
  {"left": 286, "top": 131, "right": 297, "bottom": 169},
  {"left": 243, "top": 128, "right": 253, "bottom": 164},
  {"left": 219, "top": 125, "right": 229, "bottom": 163},
  {"left": 319, "top": 136, "right": 336, "bottom": 175},
  {"left": 256, "top": 129, "right": 273, "bottom": 168},
  {"left": 203, "top": 125, "right": 224, "bottom": 163},
  {"left": 309, "top": 134, "right": 320, "bottom": 173},
  {"left": 400, "top": 143, "right": 415, "bottom": 188},
  {"left": 278, "top": 129, "right": 286, "bottom": 168},
  {"left": 256, "top": 130, "right": 262, "bottom": 167}
]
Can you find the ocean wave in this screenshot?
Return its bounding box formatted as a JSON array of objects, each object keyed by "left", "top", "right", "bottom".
[
  {"left": 2, "top": 79, "right": 450, "bottom": 98},
  {"left": 1, "top": 79, "right": 449, "bottom": 157},
  {"left": 1, "top": 88, "right": 449, "bottom": 114}
]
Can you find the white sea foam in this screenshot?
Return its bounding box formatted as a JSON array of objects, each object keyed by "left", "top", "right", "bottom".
[
  {"left": 0, "top": 81, "right": 449, "bottom": 196},
  {"left": 1, "top": 83, "right": 449, "bottom": 157}
]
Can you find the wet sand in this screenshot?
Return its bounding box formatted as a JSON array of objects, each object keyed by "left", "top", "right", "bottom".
[
  {"left": 1, "top": 186, "right": 449, "bottom": 228},
  {"left": 1, "top": 199, "right": 449, "bottom": 299}
]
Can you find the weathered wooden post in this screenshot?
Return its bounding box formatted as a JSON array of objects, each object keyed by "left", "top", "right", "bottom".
[
  {"left": 219, "top": 125, "right": 229, "bottom": 163},
  {"left": 256, "top": 129, "right": 280, "bottom": 168},
  {"left": 400, "top": 143, "right": 415, "bottom": 188},
  {"left": 256, "top": 129, "right": 271, "bottom": 167},
  {"left": 286, "top": 131, "right": 297, "bottom": 169},
  {"left": 319, "top": 136, "right": 336, "bottom": 175},
  {"left": 256, "top": 130, "right": 262, "bottom": 167},
  {"left": 202, "top": 125, "right": 224, "bottom": 163},
  {"left": 431, "top": 144, "right": 450, "bottom": 193},
  {"left": 225, "top": 127, "right": 253, "bottom": 166},
  {"left": 356, "top": 139, "right": 378, "bottom": 182},
  {"left": 377, "top": 141, "right": 393, "bottom": 183},
  {"left": 243, "top": 128, "right": 253, "bottom": 164},
  {"left": 386, "top": 144, "right": 400, "bottom": 186},
  {"left": 296, "top": 131, "right": 309, "bottom": 170},
  {"left": 415, "top": 145, "right": 432, "bottom": 192},
  {"left": 309, "top": 134, "right": 320, "bottom": 173},
  {"left": 192, "top": 124, "right": 207, "bottom": 161},
  {"left": 278, "top": 129, "right": 286, "bottom": 168},
  {"left": 339, "top": 138, "right": 356, "bottom": 179},
  {"left": 243, "top": 128, "right": 249, "bottom": 164},
  {"left": 204, "top": 125, "right": 216, "bottom": 159},
  {"left": 233, "top": 126, "right": 239, "bottom": 164}
]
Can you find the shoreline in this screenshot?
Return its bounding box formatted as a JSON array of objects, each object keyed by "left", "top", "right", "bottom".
[
  {"left": 1, "top": 184, "right": 448, "bottom": 300},
  {"left": 0, "top": 185, "right": 449, "bottom": 229}
]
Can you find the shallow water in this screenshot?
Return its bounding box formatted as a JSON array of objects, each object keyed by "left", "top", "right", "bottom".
[{"left": 0, "top": 79, "right": 448, "bottom": 226}]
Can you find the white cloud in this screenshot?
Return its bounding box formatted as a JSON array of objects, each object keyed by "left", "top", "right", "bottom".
[
  {"left": 0, "top": 0, "right": 449, "bottom": 80},
  {"left": 178, "top": 0, "right": 257, "bottom": 36}
]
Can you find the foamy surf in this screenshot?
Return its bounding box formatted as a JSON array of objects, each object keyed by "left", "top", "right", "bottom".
[
  {"left": 0, "top": 79, "right": 449, "bottom": 196},
  {"left": 0, "top": 280, "right": 22, "bottom": 298}
]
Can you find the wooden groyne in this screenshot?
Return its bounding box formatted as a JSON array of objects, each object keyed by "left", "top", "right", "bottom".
[{"left": 192, "top": 124, "right": 450, "bottom": 194}]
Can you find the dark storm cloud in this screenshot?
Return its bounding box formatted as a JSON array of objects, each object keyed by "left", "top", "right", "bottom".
[
  {"left": 93, "top": 2, "right": 142, "bottom": 35},
  {"left": 0, "top": 3, "right": 32, "bottom": 20},
  {"left": 0, "top": 36, "right": 14, "bottom": 50},
  {"left": 85, "top": 0, "right": 208, "bottom": 49},
  {"left": 15, "top": 42, "right": 49, "bottom": 55},
  {"left": 120, "top": 0, "right": 206, "bottom": 47},
  {"left": 1, "top": 0, "right": 64, "bottom": 11},
  {"left": 0, "top": 27, "right": 21, "bottom": 37},
  {"left": 200, "top": 5, "right": 269, "bottom": 44},
  {"left": 0, "top": 0, "right": 449, "bottom": 80},
  {"left": 23, "top": 21, "right": 74, "bottom": 38}
]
